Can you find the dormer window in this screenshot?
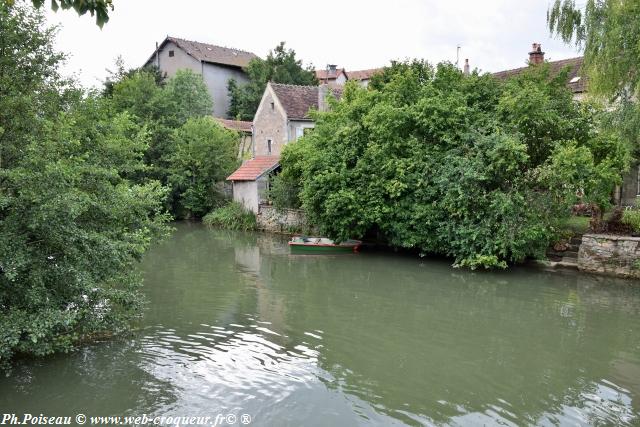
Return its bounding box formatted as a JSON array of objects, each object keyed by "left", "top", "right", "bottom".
[{"left": 168, "top": 50, "right": 174, "bottom": 57}]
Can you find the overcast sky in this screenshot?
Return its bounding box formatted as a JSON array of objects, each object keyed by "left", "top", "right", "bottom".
[{"left": 45, "top": 0, "right": 582, "bottom": 89}]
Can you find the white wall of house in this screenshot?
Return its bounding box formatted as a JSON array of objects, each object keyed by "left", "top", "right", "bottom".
[
  {"left": 233, "top": 181, "right": 259, "bottom": 213},
  {"left": 153, "top": 41, "right": 201, "bottom": 76},
  {"left": 288, "top": 120, "right": 315, "bottom": 142}
]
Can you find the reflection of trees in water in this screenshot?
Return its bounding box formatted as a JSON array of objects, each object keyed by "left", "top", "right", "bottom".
[
  {"left": 0, "top": 337, "right": 177, "bottom": 416},
  {"left": 242, "top": 244, "right": 640, "bottom": 426}
]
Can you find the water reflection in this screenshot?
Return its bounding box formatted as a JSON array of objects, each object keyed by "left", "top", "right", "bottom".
[{"left": 1, "top": 222, "right": 639, "bottom": 427}]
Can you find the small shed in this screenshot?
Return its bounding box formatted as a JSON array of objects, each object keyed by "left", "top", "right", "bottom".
[{"left": 226, "top": 156, "right": 280, "bottom": 213}]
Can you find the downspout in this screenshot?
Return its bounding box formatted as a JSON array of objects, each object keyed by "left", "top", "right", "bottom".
[
  {"left": 251, "top": 124, "right": 255, "bottom": 158},
  {"left": 155, "top": 41, "right": 160, "bottom": 68}
]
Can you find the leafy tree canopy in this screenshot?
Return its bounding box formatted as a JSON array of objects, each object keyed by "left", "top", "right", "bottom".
[
  {"left": 548, "top": 0, "right": 640, "bottom": 100},
  {"left": 0, "top": 3, "right": 169, "bottom": 364},
  {"left": 227, "top": 42, "right": 317, "bottom": 120},
  {"left": 281, "top": 61, "right": 628, "bottom": 268},
  {"left": 3, "top": 0, "right": 114, "bottom": 27}
]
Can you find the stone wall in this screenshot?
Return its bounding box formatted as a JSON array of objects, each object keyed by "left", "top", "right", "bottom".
[
  {"left": 578, "top": 234, "right": 640, "bottom": 279},
  {"left": 257, "top": 204, "right": 306, "bottom": 234}
]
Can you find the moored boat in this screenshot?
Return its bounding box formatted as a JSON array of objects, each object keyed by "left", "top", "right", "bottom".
[{"left": 288, "top": 236, "right": 362, "bottom": 253}]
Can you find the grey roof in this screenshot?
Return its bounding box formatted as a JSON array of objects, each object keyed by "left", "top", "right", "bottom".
[
  {"left": 150, "top": 36, "right": 258, "bottom": 68},
  {"left": 270, "top": 83, "right": 343, "bottom": 120}
]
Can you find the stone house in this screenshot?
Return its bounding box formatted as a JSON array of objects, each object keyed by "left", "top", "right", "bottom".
[
  {"left": 145, "top": 36, "right": 258, "bottom": 118},
  {"left": 227, "top": 82, "right": 342, "bottom": 212}
]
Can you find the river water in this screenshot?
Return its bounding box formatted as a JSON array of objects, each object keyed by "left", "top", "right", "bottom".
[{"left": 2, "top": 223, "right": 640, "bottom": 426}]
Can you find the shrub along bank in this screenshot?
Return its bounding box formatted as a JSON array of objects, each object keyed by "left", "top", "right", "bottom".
[{"left": 275, "top": 60, "right": 629, "bottom": 268}]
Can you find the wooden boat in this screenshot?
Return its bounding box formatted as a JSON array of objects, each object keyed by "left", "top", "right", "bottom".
[{"left": 288, "top": 236, "right": 362, "bottom": 253}]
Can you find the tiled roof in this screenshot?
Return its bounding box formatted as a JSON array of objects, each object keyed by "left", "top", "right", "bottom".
[
  {"left": 160, "top": 36, "right": 258, "bottom": 68},
  {"left": 215, "top": 118, "right": 252, "bottom": 133},
  {"left": 347, "top": 68, "right": 383, "bottom": 81},
  {"left": 315, "top": 68, "right": 346, "bottom": 80},
  {"left": 270, "top": 83, "right": 343, "bottom": 120},
  {"left": 493, "top": 57, "right": 586, "bottom": 93},
  {"left": 227, "top": 156, "right": 280, "bottom": 181}
]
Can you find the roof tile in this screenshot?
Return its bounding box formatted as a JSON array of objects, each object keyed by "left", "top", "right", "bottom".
[
  {"left": 166, "top": 36, "right": 258, "bottom": 68},
  {"left": 493, "top": 57, "right": 586, "bottom": 93},
  {"left": 270, "top": 83, "right": 342, "bottom": 119},
  {"left": 227, "top": 156, "right": 280, "bottom": 181}
]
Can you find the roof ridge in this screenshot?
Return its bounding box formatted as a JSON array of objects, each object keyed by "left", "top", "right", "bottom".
[
  {"left": 270, "top": 82, "right": 318, "bottom": 88},
  {"left": 493, "top": 56, "right": 583, "bottom": 75},
  {"left": 167, "top": 35, "right": 257, "bottom": 56}
]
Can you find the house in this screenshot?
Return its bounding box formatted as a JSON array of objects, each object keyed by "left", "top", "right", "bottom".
[
  {"left": 252, "top": 82, "right": 342, "bottom": 157},
  {"left": 227, "top": 83, "right": 342, "bottom": 212},
  {"left": 493, "top": 43, "right": 639, "bottom": 206},
  {"left": 226, "top": 156, "right": 280, "bottom": 213},
  {"left": 315, "top": 65, "right": 383, "bottom": 87},
  {"left": 316, "top": 65, "right": 348, "bottom": 86},
  {"left": 145, "top": 36, "right": 258, "bottom": 118},
  {"left": 215, "top": 118, "right": 253, "bottom": 159},
  {"left": 492, "top": 43, "right": 586, "bottom": 101},
  {"left": 347, "top": 68, "right": 383, "bottom": 87}
]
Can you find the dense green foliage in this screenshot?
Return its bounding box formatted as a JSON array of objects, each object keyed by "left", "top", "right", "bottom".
[
  {"left": 268, "top": 140, "right": 307, "bottom": 211},
  {"left": 203, "top": 202, "right": 257, "bottom": 231},
  {"left": 227, "top": 42, "right": 317, "bottom": 120},
  {"left": 548, "top": 0, "right": 640, "bottom": 100},
  {"left": 548, "top": 0, "right": 640, "bottom": 163},
  {"left": 107, "top": 67, "right": 238, "bottom": 218},
  {"left": 280, "top": 61, "right": 628, "bottom": 268},
  {"left": 0, "top": 4, "right": 169, "bottom": 363},
  {"left": 168, "top": 117, "right": 239, "bottom": 218},
  {"left": 622, "top": 208, "right": 640, "bottom": 233}
]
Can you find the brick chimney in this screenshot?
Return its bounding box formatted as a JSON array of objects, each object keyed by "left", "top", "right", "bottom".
[
  {"left": 463, "top": 58, "right": 470, "bottom": 76},
  {"left": 528, "top": 43, "right": 545, "bottom": 65}
]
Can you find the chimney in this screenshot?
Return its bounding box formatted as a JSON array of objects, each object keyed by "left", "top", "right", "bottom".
[
  {"left": 318, "top": 84, "right": 329, "bottom": 112},
  {"left": 528, "top": 43, "right": 545, "bottom": 65},
  {"left": 463, "top": 58, "right": 470, "bottom": 76}
]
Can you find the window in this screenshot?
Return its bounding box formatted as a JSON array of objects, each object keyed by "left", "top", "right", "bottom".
[
  {"left": 295, "top": 127, "right": 304, "bottom": 140},
  {"left": 270, "top": 102, "right": 275, "bottom": 111},
  {"left": 267, "top": 139, "right": 272, "bottom": 155},
  {"left": 168, "top": 50, "right": 175, "bottom": 57}
]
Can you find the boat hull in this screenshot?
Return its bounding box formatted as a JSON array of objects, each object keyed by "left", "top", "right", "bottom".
[{"left": 289, "top": 243, "right": 359, "bottom": 253}]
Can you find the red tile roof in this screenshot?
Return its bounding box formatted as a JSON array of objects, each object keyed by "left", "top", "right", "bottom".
[
  {"left": 315, "top": 68, "right": 346, "bottom": 81},
  {"left": 493, "top": 57, "right": 586, "bottom": 93},
  {"left": 347, "top": 68, "right": 383, "bottom": 81},
  {"left": 227, "top": 156, "right": 280, "bottom": 181},
  {"left": 215, "top": 118, "right": 252, "bottom": 133},
  {"left": 270, "top": 83, "right": 343, "bottom": 120}
]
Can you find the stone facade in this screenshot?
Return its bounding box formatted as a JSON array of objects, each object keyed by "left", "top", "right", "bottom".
[
  {"left": 253, "top": 87, "right": 288, "bottom": 156},
  {"left": 578, "top": 234, "right": 640, "bottom": 279},
  {"left": 256, "top": 204, "right": 307, "bottom": 233}
]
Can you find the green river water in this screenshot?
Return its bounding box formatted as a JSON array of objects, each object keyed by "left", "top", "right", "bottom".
[{"left": 1, "top": 222, "right": 640, "bottom": 426}]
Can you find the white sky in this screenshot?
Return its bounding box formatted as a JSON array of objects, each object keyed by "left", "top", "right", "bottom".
[{"left": 45, "top": 0, "right": 582, "bottom": 89}]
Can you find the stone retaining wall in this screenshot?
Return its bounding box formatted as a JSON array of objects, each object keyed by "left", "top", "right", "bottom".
[
  {"left": 256, "top": 204, "right": 307, "bottom": 234},
  {"left": 578, "top": 234, "right": 640, "bottom": 279}
]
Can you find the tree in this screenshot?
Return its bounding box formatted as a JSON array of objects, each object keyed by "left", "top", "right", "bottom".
[
  {"left": 0, "top": 3, "right": 169, "bottom": 364},
  {"left": 290, "top": 62, "right": 628, "bottom": 268},
  {"left": 3, "top": 0, "right": 114, "bottom": 27},
  {"left": 227, "top": 42, "right": 317, "bottom": 120},
  {"left": 548, "top": 0, "right": 640, "bottom": 100},
  {"left": 108, "top": 68, "right": 216, "bottom": 214},
  {"left": 167, "top": 117, "right": 239, "bottom": 218}
]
